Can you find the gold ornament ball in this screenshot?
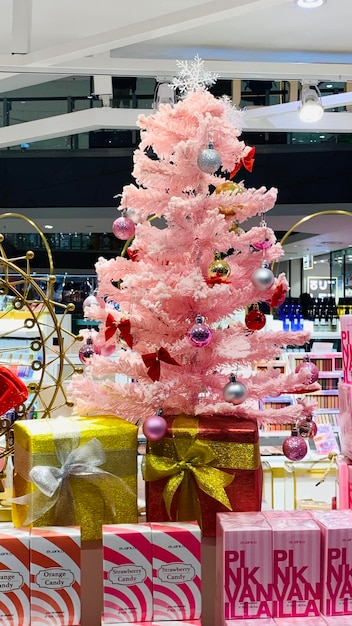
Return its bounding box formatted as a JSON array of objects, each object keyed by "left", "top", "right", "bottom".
[
  {"left": 229, "top": 221, "right": 245, "bottom": 235},
  {"left": 215, "top": 181, "right": 244, "bottom": 216},
  {"left": 207, "top": 253, "right": 231, "bottom": 279}
]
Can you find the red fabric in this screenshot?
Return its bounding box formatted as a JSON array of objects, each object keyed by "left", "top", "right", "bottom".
[
  {"left": 104, "top": 313, "right": 117, "bottom": 341},
  {"left": 117, "top": 319, "right": 133, "bottom": 349},
  {"left": 205, "top": 277, "right": 231, "bottom": 286},
  {"left": 142, "top": 347, "right": 180, "bottom": 382},
  {"left": 127, "top": 248, "right": 138, "bottom": 261},
  {"left": 270, "top": 282, "right": 288, "bottom": 308},
  {"left": 230, "top": 146, "right": 256, "bottom": 179},
  {"left": 145, "top": 414, "right": 262, "bottom": 536},
  {"left": 0, "top": 365, "right": 28, "bottom": 416}
]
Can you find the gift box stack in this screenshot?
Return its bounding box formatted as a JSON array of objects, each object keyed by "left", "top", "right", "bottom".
[
  {"left": 143, "top": 414, "right": 262, "bottom": 537},
  {"left": 216, "top": 509, "right": 352, "bottom": 625},
  {"left": 102, "top": 521, "right": 201, "bottom": 626},
  {"left": 11, "top": 415, "right": 139, "bottom": 541}
]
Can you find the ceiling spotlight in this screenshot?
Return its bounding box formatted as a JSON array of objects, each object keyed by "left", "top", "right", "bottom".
[
  {"left": 295, "top": 0, "right": 326, "bottom": 7},
  {"left": 299, "top": 84, "right": 324, "bottom": 123}
]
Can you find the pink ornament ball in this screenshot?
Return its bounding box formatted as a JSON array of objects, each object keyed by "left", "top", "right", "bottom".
[
  {"left": 295, "top": 359, "right": 319, "bottom": 384},
  {"left": 112, "top": 216, "right": 136, "bottom": 240},
  {"left": 100, "top": 343, "right": 116, "bottom": 357},
  {"left": 189, "top": 316, "right": 212, "bottom": 348},
  {"left": 282, "top": 430, "right": 308, "bottom": 461},
  {"left": 143, "top": 414, "right": 168, "bottom": 441},
  {"left": 78, "top": 338, "right": 98, "bottom": 364}
]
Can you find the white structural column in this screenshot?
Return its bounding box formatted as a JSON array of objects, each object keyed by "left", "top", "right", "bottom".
[{"left": 11, "top": 0, "right": 32, "bottom": 54}]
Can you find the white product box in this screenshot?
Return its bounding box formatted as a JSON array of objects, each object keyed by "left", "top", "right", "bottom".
[
  {"left": 216, "top": 511, "right": 273, "bottom": 622},
  {"left": 30, "top": 526, "right": 80, "bottom": 626},
  {"left": 0, "top": 527, "right": 30, "bottom": 626},
  {"left": 267, "top": 516, "right": 321, "bottom": 618},
  {"left": 151, "top": 522, "right": 201, "bottom": 621},
  {"left": 311, "top": 510, "right": 352, "bottom": 616},
  {"left": 102, "top": 523, "right": 153, "bottom": 624}
]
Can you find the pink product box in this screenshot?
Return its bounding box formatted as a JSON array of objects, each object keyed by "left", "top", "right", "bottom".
[
  {"left": 30, "top": 526, "right": 81, "bottom": 626},
  {"left": 102, "top": 523, "right": 153, "bottom": 624},
  {"left": 216, "top": 512, "right": 273, "bottom": 623},
  {"left": 348, "top": 466, "right": 352, "bottom": 509},
  {"left": 0, "top": 527, "right": 30, "bottom": 626},
  {"left": 274, "top": 618, "right": 328, "bottom": 625},
  {"left": 225, "top": 617, "right": 275, "bottom": 626},
  {"left": 311, "top": 510, "right": 352, "bottom": 616},
  {"left": 104, "top": 622, "right": 202, "bottom": 626},
  {"left": 340, "top": 315, "right": 352, "bottom": 385},
  {"left": 338, "top": 383, "right": 352, "bottom": 460},
  {"left": 337, "top": 458, "right": 351, "bottom": 510},
  {"left": 323, "top": 616, "right": 352, "bottom": 625},
  {"left": 151, "top": 522, "right": 201, "bottom": 621},
  {"left": 268, "top": 517, "right": 321, "bottom": 618},
  {"left": 263, "top": 510, "right": 313, "bottom": 519}
]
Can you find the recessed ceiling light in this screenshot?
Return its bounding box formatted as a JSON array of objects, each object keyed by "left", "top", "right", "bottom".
[
  {"left": 295, "top": 0, "right": 326, "bottom": 7},
  {"left": 44, "top": 224, "right": 53, "bottom": 229}
]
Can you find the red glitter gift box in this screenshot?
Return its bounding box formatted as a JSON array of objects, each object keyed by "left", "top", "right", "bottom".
[{"left": 143, "top": 413, "right": 262, "bottom": 537}]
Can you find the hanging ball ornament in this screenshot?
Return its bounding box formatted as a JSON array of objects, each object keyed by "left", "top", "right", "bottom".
[
  {"left": 78, "top": 336, "right": 98, "bottom": 364},
  {"left": 245, "top": 304, "right": 266, "bottom": 331},
  {"left": 100, "top": 343, "right": 116, "bottom": 357},
  {"left": 251, "top": 261, "right": 275, "bottom": 291},
  {"left": 112, "top": 215, "right": 136, "bottom": 240},
  {"left": 215, "top": 181, "right": 244, "bottom": 216},
  {"left": 83, "top": 295, "right": 99, "bottom": 310},
  {"left": 142, "top": 410, "right": 167, "bottom": 442},
  {"left": 197, "top": 142, "right": 221, "bottom": 174},
  {"left": 295, "top": 357, "right": 319, "bottom": 384},
  {"left": 297, "top": 416, "right": 318, "bottom": 439},
  {"left": 223, "top": 374, "right": 247, "bottom": 405},
  {"left": 207, "top": 251, "right": 231, "bottom": 280},
  {"left": 188, "top": 315, "right": 212, "bottom": 348},
  {"left": 282, "top": 427, "right": 308, "bottom": 461},
  {"left": 229, "top": 221, "right": 245, "bottom": 235}
]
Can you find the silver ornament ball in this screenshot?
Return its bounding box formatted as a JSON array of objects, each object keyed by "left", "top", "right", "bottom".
[
  {"left": 251, "top": 262, "right": 274, "bottom": 291},
  {"left": 223, "top": 375, "right": 247, "bottom": 405},
  {"left": 197, "top": 142, "right": 221, "bottom": 174}
]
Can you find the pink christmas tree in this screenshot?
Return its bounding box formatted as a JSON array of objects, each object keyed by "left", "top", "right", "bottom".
[{"left": 68, "top": 60, "right": 319, "bottom": 435}]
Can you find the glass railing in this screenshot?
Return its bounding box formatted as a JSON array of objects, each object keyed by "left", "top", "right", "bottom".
[{"left": 3, "top": 232, "right": 124, "bottom": 252}]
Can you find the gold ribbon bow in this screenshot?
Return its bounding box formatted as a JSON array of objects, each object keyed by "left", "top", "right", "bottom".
[{"left": 143, "top": 418, "right": 235, "bottom": 523}]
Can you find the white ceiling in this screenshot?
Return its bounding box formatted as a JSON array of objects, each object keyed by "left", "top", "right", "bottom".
[{"left": 0, "top": 0, "right": 352, "bottom": 259}]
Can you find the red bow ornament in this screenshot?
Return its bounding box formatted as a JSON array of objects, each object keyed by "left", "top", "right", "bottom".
[
  {"left": 105, "top": 314, "right": 133, "bottom": 348},
  {"left": 142, "top": 347, "right": 180, "bottom": 382},
  {"left": 270, "top": 282, "right": 288, "bottom": 308},
  {"left": 230, "top": 146, "right": 256, "bottom": 179}
]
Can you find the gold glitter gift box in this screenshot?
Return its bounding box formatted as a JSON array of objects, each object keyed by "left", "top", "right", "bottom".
[{"left": 12, "top": 415, "right": 138, "bottom": 541}]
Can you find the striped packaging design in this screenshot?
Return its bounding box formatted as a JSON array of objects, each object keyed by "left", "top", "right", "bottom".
[
  {"left": 102, "top": 523, "right": 153, "bottom": 624},
  {"left": 30, "top": 526, "right": 80, "bottom": 626},
  {"left": 151, "top": 522, "right": 201, "bottom": 621},
  {"left": 216, "top": 512, "right": 273, "bottom": 623},
  {"left": 0, "top": 527, "right": 30, "bottom": 626},
  {"left": 267, "top": 516, "right": 321, "bottom": 619}
]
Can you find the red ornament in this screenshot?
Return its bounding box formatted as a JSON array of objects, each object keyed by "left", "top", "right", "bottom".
[
  {"left": 245, "top": 305, "right": 266, "bottom": 331},
  {"left": 297, "top": 416, "right": 318, "bottom": 439},
  {"left": 282, "top": 428, "right": 308, "bottom": 461},
  {"left": 295, "top": 358, "right": 319, "bottom": 384}
]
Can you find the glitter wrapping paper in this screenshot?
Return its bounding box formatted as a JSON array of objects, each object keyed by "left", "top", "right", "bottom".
[
  {"left": 143, "top": 414, "right": 262, "bottom": 537},
  {"left": 12, "top": 415, "right": 138, "bottom": 541}
]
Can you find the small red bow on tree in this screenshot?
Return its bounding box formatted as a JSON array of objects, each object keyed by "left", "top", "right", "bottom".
[
  {"left": 142, "top": 347, "right": 180, "bottom": 382},
  {"left": 127, "top": 248, "right": 139, "bottom": 261},
  {"left": 230, "top": 146, "right": 256, "bottom": 179},
  {"left": 270, "top": 282, "right": 288, "bottom": 308},
  {"left": 205, "top": 277, "right": 232, "bottom": 287},
  {"left": 105, "top": 313, "right": 133, "bottom": 348}
]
